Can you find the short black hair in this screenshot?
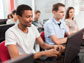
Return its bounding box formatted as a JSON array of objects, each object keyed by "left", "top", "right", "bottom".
[
  {"left": 52, "top": 3, "right": 65, "bottom": 11},
  {"left": 12, "top": 10, "right": 16, "bottom": 15},
  {"left": 16, "top": 4, "right": 32, "bottom": 17}
]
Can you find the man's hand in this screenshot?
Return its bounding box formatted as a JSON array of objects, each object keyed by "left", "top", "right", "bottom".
[
  {"left": 53, "top": 45, "right": 65, "bottom": 53},
  {"left": 34, "top": 45, "right": 65, "bottom": 59},
  {"left": 44, "top": 48, "right": 61, "bottom": 58}
]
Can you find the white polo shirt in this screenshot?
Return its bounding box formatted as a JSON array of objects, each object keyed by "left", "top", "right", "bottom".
[{"left": 5, "top": 24, "right": 40, "bottom": 55}]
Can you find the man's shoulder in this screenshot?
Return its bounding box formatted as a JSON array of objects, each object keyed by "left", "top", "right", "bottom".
[
  {"left": 6, "top": 24, "right": 17, "bottom": 33},
  {"left": 61, "top": 20, "right": 67, "bottom": 25},
  {"left": 44, "top": 19, "right": 53, "bottom": 27},
  {"left": 31, "top": 24, "right": 36, "bottom": 28}
]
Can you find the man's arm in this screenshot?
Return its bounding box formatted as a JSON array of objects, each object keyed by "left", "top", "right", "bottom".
[
  {"left": 7, "top": 45, "right": 23, "bottom": 59},
  {"left": 36, "top": 36, "right": 65, "bottom": 50},
  {"left": 7, "top": 43, "right": 61, "bottom": 59},
  {"left": 50, "top": 35, "right": 67, "bottom": 45},
  {"left": 36, "top": 37, "right": 54, "bottom": 49},
  {"left": 34, "top": 48, "right": 60, "bottom": 59}
]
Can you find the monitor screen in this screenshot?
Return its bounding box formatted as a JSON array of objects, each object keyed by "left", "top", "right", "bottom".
[{"left": 64, "top": 28, "right": 84, "bottom": 63}]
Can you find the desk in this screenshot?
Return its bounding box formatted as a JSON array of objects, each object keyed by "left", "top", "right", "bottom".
[
  {"left": 34, "top": 56, "right": 80, "bottom": 63},
  {"left": 34, "top": 57, "right": 64, "bottom": 63}
]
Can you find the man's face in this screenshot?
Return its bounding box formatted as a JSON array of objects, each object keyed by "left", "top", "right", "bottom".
[
  {"left": 18, "top": 10, "right": 33, "bottom": 27},
  {"left": 35, "top": 13, "right": 40, "bottom": 20},
  {"left": 53, "top": 6, "right": 65, "bottom": 20}
]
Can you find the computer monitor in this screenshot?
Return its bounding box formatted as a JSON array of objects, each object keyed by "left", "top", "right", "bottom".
[
  {"left": 64, "top": 28, "right": 84, "bottom": 63},
  {"left": 34, "top": 28, "right": 84, "bottom": 63},
  {"left": 5, "top": 54, "right": 34, "bottom": 63}
]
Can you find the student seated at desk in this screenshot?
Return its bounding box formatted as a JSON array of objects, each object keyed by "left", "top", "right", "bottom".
[
  {"left": 6, "top": 10, "right": 18, "bottom": 24},
  {"left": 65, "top": 7, "right": 79, "bottom": 35},
  {"left": 5, "top": 4, "right": 65, "bottom": 59},
  {"left": 32, "top": 10, "right": 43, "bottom": 32},
  {"left": 44, "top": 3, "right": 70, "bottom": 45}
]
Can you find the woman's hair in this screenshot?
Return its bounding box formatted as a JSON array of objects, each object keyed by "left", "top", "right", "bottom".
[
  {"left": 65, "top": 7, "right": 74, "bottom": 20},
  {"left": 7, "top": 14, "right": 13, "bottom": 19}
]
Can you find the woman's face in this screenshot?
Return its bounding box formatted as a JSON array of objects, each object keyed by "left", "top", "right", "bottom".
[{"left": 69, "top": 9, "right": 74, "bottom": 18}]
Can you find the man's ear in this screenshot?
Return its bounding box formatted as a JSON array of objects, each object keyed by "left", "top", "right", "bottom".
[
  {"left": 17, "top": 15, "right": 21, "bottom": 20},
  {"left": 52, "top": 11, "right": 56, "bottom": 15}
]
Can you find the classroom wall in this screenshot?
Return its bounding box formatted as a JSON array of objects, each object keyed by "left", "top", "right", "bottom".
[
  {"left": 35, "top": 0, "right": 84, "bottom": 29},
  {"left": 14, "top": 0, "right": 32, "bottom": 9},
  {"left": 0, "top": 0, "right": 84, "bottom": 29}
]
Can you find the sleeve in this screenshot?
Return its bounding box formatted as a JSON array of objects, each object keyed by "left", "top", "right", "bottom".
[
  {"left": 44, "top": 23, "right": 56, "bottom": 37},
  {"left": 5, "top": 29, "right": 17, "bottom": 46},
  {"left": 32, "top": 24, "right": 40, "bottom": 38},
  {"left": 65, "top": 20, "right": 70, "bottom": 27},
  {"left": 35, "top": 28, "right": 40, "bottom": 38}
]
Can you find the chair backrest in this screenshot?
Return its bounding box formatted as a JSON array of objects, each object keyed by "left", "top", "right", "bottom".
[
  {"left": 40, "top": 31, "right": 45, "bottom": 41},
  {"left": 0, "top": 41, "right": 10, "bottom": 63},
  {"left": 0, "top": 19, "right": 7, "bottom": 25},
  {"left": 0, "top": 24, "right": 14, "bottom": 42},
  {"left": 40, "top": 31, "right": 45, "bottom": 51}
]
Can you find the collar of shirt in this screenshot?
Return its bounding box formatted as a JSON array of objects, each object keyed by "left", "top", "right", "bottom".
[{"left": 51, "top": 17, "right": 63, "bottom": 25}]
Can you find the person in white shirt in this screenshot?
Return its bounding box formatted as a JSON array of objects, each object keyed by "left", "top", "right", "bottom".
[
  {"left": 6, "top": 10, "right": 18, "bottom": 24},
  {"left": 7, "top": 14, "right": 13, "bottom": 19},
  {"left": 5, "top": 4, "right": 65, "bottom": 59}
]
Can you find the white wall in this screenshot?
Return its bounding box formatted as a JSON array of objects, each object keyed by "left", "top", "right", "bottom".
[
  {"left": 1, "top": 0, "right": 84, "bottom": 29},
  {"left": 14, "top": 0, "right": 32, "bottom": 9},
  {"left": 75, "top": 10, "right": 84, "bottom": 30},
  {"left": 75, "top": 0, "right": 84, "bottom": 29},
  {"left": 0, "top": 0, "right": 32, "bottom": 19},
  {"left": 65, "top": 0, "right": 80, "bottom": 15},
  {"left": 35, "top": 0, "right": 65, "bottom": 22},
  {"left": 0, "top": 0, "right": 4, "bottom": 19},
  {"left": 35, "top": 0, "right": 84, "bottom": 29},
  {"left": 0, "top": 0, "right": 9, "bottom": 19}
]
